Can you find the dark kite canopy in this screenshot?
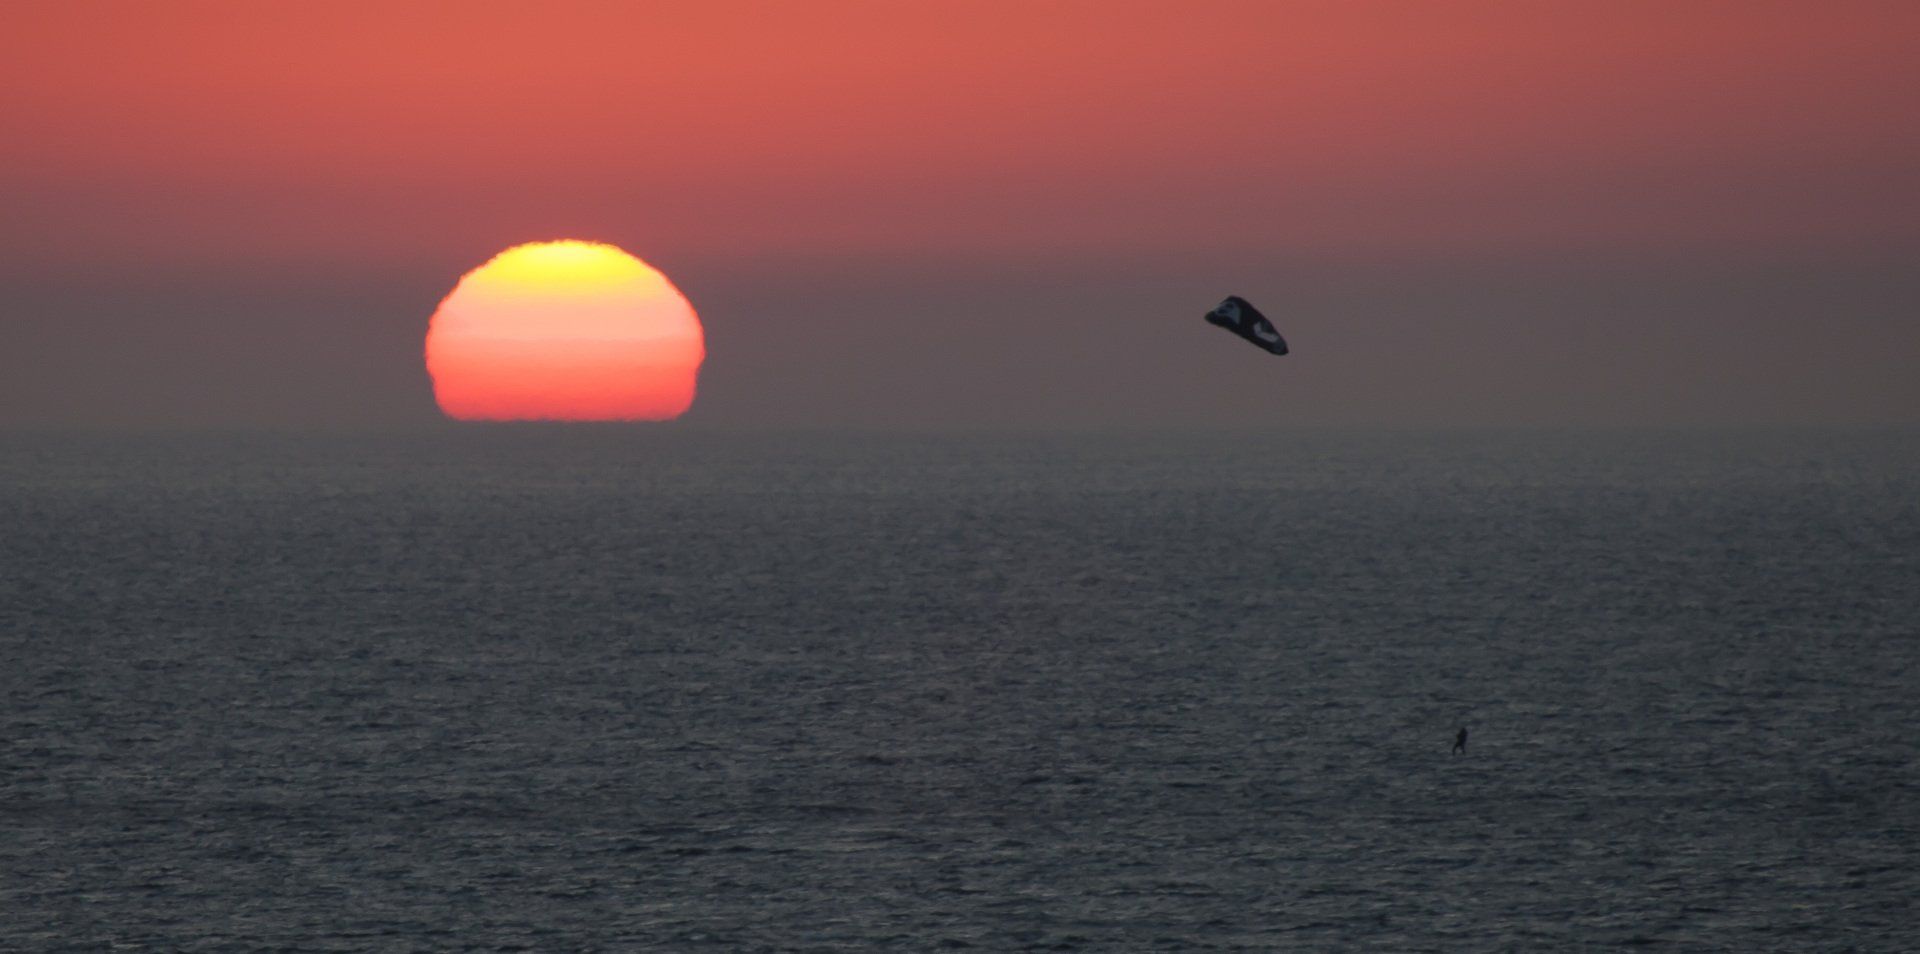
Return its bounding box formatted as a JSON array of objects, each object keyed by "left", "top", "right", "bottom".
[{"left": 1204, "top": 296, "right": 1288, "bottom": 355}]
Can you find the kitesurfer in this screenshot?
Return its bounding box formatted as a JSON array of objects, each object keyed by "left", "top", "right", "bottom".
[{"left": 1452, "top": 727, "right": 1468, "bottom": 754}]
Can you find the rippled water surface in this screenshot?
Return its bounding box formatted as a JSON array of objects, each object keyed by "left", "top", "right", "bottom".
[{"left": 3, "top": 429, "right": 1917, "bottom": 950}]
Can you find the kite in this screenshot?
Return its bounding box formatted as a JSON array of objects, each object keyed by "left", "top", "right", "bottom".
[{"left": 1204, "top": 296, "right": 1288, "bottom": 355}]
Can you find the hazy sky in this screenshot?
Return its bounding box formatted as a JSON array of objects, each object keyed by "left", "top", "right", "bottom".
[{"left": 4, "top": 0, "right": 1917, "bottom": 430}]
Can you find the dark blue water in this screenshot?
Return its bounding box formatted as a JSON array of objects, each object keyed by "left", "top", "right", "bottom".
[{"left": 3, "top": 429, "right": 1917, "bottom": 950}]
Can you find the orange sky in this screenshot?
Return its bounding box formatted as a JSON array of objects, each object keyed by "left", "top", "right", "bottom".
[
  {"left": 3, "top": 1, "right": 1918, "bottom": 429},
  {"left": 6, "top": 1, "right": 1916, "bottom": 269}
]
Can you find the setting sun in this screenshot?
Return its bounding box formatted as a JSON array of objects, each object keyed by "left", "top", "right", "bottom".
[{"left": 424, "top": 241, "right": 705, "bottom": 421}]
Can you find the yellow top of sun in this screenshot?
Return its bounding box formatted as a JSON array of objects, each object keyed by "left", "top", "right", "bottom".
[{"left": 470, "top": 240, "right": 667, "bottom": 294}]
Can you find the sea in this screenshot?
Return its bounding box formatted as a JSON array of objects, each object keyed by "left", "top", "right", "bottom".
[{"left": 2, "top": 428, "right": 1916, "bottom": 951}]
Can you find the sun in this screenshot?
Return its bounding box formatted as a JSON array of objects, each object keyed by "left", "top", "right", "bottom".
[{"left": 424, "top": 240, "right": 705, "bottom": 421}]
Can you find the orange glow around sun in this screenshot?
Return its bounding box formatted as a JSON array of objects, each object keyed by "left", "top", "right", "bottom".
[{"left": 425, "top": 241, "right": 704, "bottom": 421}]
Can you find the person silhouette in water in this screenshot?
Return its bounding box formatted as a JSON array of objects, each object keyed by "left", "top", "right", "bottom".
[{"left": 1452, "top": 727, "right": 1468, "bottom": 754}]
